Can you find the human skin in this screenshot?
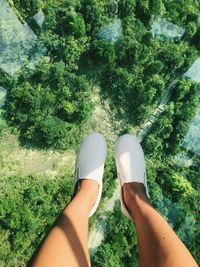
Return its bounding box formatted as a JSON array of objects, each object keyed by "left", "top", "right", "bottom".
[
  {"left": 31, "top": 179, "right": 98, "bottom": 267},
  {"left": 123, "top": 182, "right": 198, "bottom": 267},
  {"left": 31, "top": 180, "right": 198, "bottom": 267}
]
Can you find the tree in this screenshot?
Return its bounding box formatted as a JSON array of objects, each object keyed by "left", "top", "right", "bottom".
[
  {"left": 104, "top": 1, "right": 119, "bottom": 18},
  {"left": 116, "top": 37, "right": 141, "bottom": 68},
  {"left": 171, "top": 79, "right": 192, "bottom": 102},
  {"left": 192, "top": 27, "right": 200, "bottom": 48},
  {"left": 146, "top": 60, "right": 164, "bottom": 75},
  {"left": 186, "top": 22, "right": 198, "bottom": 38},
  {"left": 158, "top": 43, "right": 187, "bottom": 75},
  {"left": 55, "top": 8, "right": 86, "bottom": 38},
  {"left": 118, "top": 0, "right": 136, "bottom": 18},
  {"left": 0, "top": 174, "right": 73, "bottom": 266},
  {"left": 150, "top": 0, "right": 165, "bottom": 17},
  {"left": 80, "top": 0, "right": 103, "bottom": 33},
  {"left": 64, "top": 36, "right": 88, "bottom": 68},
  {"left": 38, "top": 116, "right": 67, "bottom": 147},
  {"left": 145, "top": 74, "right": 165, "bottom": 102},
  {"left": 90, "top": 39, "right": 116, "bottom": 65},
  {"left": 5, "top": 61, "right": 92, "bottom": 148},
  {"left": 12, "top": 0, "right": 44, "bottom": 18},
  {"left": 142, "top": 134, "right": 164, "bottom": 158}
]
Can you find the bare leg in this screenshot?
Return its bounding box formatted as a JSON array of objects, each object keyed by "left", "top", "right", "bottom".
[
  {"left": 31, "top": 179, "right": 98, "bottom": 267},
  {"left": 123, "top": 182, "right": 198, "bottom": 267}
]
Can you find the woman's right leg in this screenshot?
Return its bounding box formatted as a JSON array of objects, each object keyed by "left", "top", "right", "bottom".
[{"left": 123, "top": 182, "right": 198, "bottom": 267}]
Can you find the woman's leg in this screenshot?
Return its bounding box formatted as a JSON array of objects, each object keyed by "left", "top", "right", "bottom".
[
  {"left": 31, "top": 179, "right": 98, "bottom": 267},
  {"left": 123, "top": 182, "right": 198, "bottom": 267}
]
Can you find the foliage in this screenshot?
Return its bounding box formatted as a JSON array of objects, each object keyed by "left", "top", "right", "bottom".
[
  {"left": 0, "top": 174, "right": 73, "bottom": 267},
  {"left": 167, "top": 79, "right": 200, "bottom": 154},
  {"left": 145, "top": 160, "right": 200, "bottom": 261},
  {"left": 101, "top": 66, "right": 165, "bottom": 124},
  {"left": 90, "top": 39, "right": 116, "bottom": 65},
  {"left": 0, "top": 0, "right": 200, "bottom": 266},
  {"left": 170, "top": 173, "right": 195, "bottom": 198},
  {"left": 142, "top": 79, "right": 200, "bottom": 157},
  {"left": 10, "top": 0, "right": 45, "bottom": 18},
  {"left": 163, "top": 0, "right": 200, "bottom": 39},
  {"left": 102, "top": 154, "right": 117, "bottom": 199},
  {"left": 118, "top": 0, "right": 136, "bottom": 19},
  {"left": 55, "top": 8, "right": 86, "bottom": 38},
  {"left": 92, "top": 202, "right": 138, "bottom": 267},
  {"left": 5, "top": 0, "right": 199, "bottom": 144},
  {"left": 5, "top": 61, "right": 92, "bottom": 148},
  {"left": 80, "top": 0, "right": 104, "bottom": 34}
]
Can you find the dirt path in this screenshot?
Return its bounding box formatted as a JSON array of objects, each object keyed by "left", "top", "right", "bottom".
[
  {"left": 138, "top": 77, "right": 179, "bottom": 141},
  {"left": 0, "top": 85, "right": 123, "bottom": 179},
  {"left": 0, "top": 131, "right": 76, "bottom": 179},
  {"left": 82, "top": 85, "right": 124, "bottom": 151}
]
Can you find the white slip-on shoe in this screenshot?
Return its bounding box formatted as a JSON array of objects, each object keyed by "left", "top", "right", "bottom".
[
  {"left": 73, "top": 132, "right": 107, "bottom": 217},
  {"left": 115, "top": 134, "right": 149, "bottom": 220}
]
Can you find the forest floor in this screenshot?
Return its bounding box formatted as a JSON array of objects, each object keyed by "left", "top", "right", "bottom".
[
  {"left": 0, "top": 130, "right": 76, "bottom": 179},
  {"left": 82, "top": 85, "right": 124, "bottom": 151}
]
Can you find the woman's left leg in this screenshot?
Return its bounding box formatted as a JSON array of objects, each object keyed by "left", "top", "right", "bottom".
[{"left": 31, "top": 179, "right": 98, "bottom": 267}]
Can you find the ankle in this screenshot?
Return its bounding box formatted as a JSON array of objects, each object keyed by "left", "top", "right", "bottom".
[
  {"left": 79, "top": 179, "right": 98, "bottom": 192},
  {"left": 122, "top": 182, "right": 150, "bottom": 217},
  {"left": 64, "top": 179, "right": 99, "bottom": 217}
]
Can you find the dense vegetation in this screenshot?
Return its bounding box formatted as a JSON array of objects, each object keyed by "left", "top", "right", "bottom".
[
  {"left": 4, "top": 0, "right": 200, "bottom": 147},
  {"left": 6, "top": 61, "right": 93, "bottom": 148},
  {"left": 0, "top": 0, "right": 200, "bottom": 266}
]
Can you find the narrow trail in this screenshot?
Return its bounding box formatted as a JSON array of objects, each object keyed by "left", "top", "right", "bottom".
[
  {"left": 82, "top": 85, "right": 124, "bottom": 151},
  {"left": 138, "top": 77, "right": 179, "bottom": 140},
  {"left": 0, "top": 131, "right": 76, "bottom": 179},
  {"left": 89, "top": 77, "right": 180, "bottom": 251}
]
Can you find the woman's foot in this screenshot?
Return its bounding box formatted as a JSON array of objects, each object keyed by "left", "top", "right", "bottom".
[
  {"left": 115, "top": 134, "right": 149, "bottom": 219},
  {"left": 73, "top": 132, "right": 107, "bottom": 217}
]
